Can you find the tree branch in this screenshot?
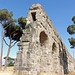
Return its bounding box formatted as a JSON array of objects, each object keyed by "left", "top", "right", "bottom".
[
  {"left": 11, "top": 40, "right": 15, "bottom": 44},
  {"left": 13, "top": 33, "right": 18, "bottom": 37},
  {"left": 11, "top": 28, "right": 19, "bottom": 35},
  {"left": 3, "top": 37, "right": 9, "bottom": 46},
  {"left": 4, "top": 24, "right": 10, "bottom": 29},
  {"left": 11, "top": 33, "right": 21, "bottom": 48},
  {"left": 4, "top": 22, "right": 13, "bottom": 30},
  {"left": 11, "top": 41, "right": 17, "bottom": 48}
]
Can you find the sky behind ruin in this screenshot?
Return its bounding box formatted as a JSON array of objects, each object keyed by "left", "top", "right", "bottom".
[{"left": 0, "top": 0, "right": 75, "bottom": 60}]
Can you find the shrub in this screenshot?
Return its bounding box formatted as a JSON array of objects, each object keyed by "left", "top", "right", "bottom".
[{"left": 8, "top": 62, "right": 14, "bottom": 66}]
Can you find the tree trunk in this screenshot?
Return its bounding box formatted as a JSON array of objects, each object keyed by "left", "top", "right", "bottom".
[
  {"left": 0, "top": 26, "right": 4, "bottom": 70},
  {"left": 4, "top": 40, "right": 11, "bottom": 70}
]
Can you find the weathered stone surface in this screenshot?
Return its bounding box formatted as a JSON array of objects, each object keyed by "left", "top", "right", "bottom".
[{"left": 14, "top": 4, "right": 75, "bottom": 75}]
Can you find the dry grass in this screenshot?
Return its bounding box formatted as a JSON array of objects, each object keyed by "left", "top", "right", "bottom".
[
  {"left": 68, "top": 72, "right": 75, "bottom": 75},
  {"left": 37, "top": 73, "right": 60, "bottom": 75},
  {"left": 0, "top": 67, "right": 75, "bottom": 75},
  {"left": 0, "top": 67, "right": 14, "bottom": 75},
  {"left": 0, "top": 67, "right": 22, "bottom": 75},
  {"left": 37, "top": 72, "right": 75, "bottom": 75}
]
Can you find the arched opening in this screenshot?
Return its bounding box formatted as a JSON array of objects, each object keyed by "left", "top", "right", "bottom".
[
  {"left": 52, "top": 42, "right": 56, "bottom": 54},
  {"left": 39, "top": 31, "right": 48, "bottom": 46},
  {"left": 52, "top": 42, "right": 58, "bottom": 72}
]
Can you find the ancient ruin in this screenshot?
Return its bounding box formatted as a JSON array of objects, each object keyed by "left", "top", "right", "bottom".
[{"left": 14, "top": 4, "right": 75, "bottom": 75}]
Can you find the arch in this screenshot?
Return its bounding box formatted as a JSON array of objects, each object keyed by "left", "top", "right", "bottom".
[
  {"left": 39, "top": 31, "right": 48, "bottom": 46},
  {"left": 52, "top": 42, "right": 57, "bottom": 54}
]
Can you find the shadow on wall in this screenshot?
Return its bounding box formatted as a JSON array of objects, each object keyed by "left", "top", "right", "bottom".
[{"left": 59, "top": 49, "right": 68, "bottom": 74}]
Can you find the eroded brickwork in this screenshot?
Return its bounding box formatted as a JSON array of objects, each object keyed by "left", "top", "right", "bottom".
[{"left": 14, "top": 4, "right": 75, "bottom": 75}]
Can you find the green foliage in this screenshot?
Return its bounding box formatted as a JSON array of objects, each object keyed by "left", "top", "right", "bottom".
[
  {"left": 26, "top": 29, "right": 30, "bottom": 32},
  {"left": 0, "top": 9, "right": 17, "bottom": 69},
  {"left": 46, "top": 16, "right": 48, "bottom": 19},
  {"left": 0, "top": 9, "right": 24, "bottom": 69},
  {"left": 25, "top": 24, "right": 29, "bottom": 29},
  {"left": 72, "top": 16, "right": 75, "bottom": 24},
  {"left": 67, "top": 16, "right": 75, "bottom": 48},
  {"left": 25, "top": 24, "right": 30, "bottom": 32},
  {"left": 0, "top": 9, "right": 25, "bottom": 41},
  {"left": 0, "top": 9, "right": 13, "bottom": 22},
  {"left": 57, "top": 34, "right": 59, "bottom": 37},
  {"left": 18, "top": 16, "right": 26, "bottom": 29},
  {"left": 7, "top": 62, "right": 14, "bottom": 66},
  {"left": 4, "top": 57, "right": 15, "bottom": 60},
  {"left": 68, "top": 38, "right": 75, "bottom": 48},
  {"left": 67, "top": 25, "right": 75, "bottom": 35},
  {"left": 4, "top": 22, "right": 23, "bottom": 41}
]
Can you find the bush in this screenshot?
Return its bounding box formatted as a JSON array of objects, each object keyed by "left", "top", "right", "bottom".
[
  {"left": 8, "top": 62, "right": 14, "bottom": 66},
  {"left": 4, "top": 56, "right": 15, "bottom": 60}
]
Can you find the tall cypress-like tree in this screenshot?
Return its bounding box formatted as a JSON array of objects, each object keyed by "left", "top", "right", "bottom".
[{"left": 0, "top": 9, "right": 13, "bottom": 69}]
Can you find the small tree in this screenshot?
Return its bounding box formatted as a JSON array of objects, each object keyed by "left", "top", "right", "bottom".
[
  {"left": 4, "top": 57, "right": 15, "bottom": 66},
  {"left": 8, "top": 62, "right": 14, "bottom": 66},
  {"left": 4, "top": 57, "right": 15, "bottom": 60}
]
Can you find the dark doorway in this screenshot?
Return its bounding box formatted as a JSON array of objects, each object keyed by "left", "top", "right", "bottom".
[{"left": 31, "top": 12, "right": 36, "bottom": 21}]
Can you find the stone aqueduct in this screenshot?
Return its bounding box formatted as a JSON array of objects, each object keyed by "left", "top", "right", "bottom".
[{"left": 14, "top": 4, "right": 75, "bottom": 75}]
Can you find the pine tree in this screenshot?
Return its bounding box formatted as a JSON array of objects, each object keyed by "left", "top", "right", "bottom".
[
  {"left": 3, "top": 16, "right": 26, "bottom": 69},
  {"left": 0, "top": 9, "right": 13, "bottom": 69},
  {"left": 67, "top": 16, "right": 75, "bottom": 48},
  {"left": 4, "top": 23, "right": 23, "bottom": 69}
]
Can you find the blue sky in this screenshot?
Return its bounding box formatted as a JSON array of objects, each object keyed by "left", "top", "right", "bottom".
[{"left": 0, "top": 0, "right": 75, "bottom": 59}]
